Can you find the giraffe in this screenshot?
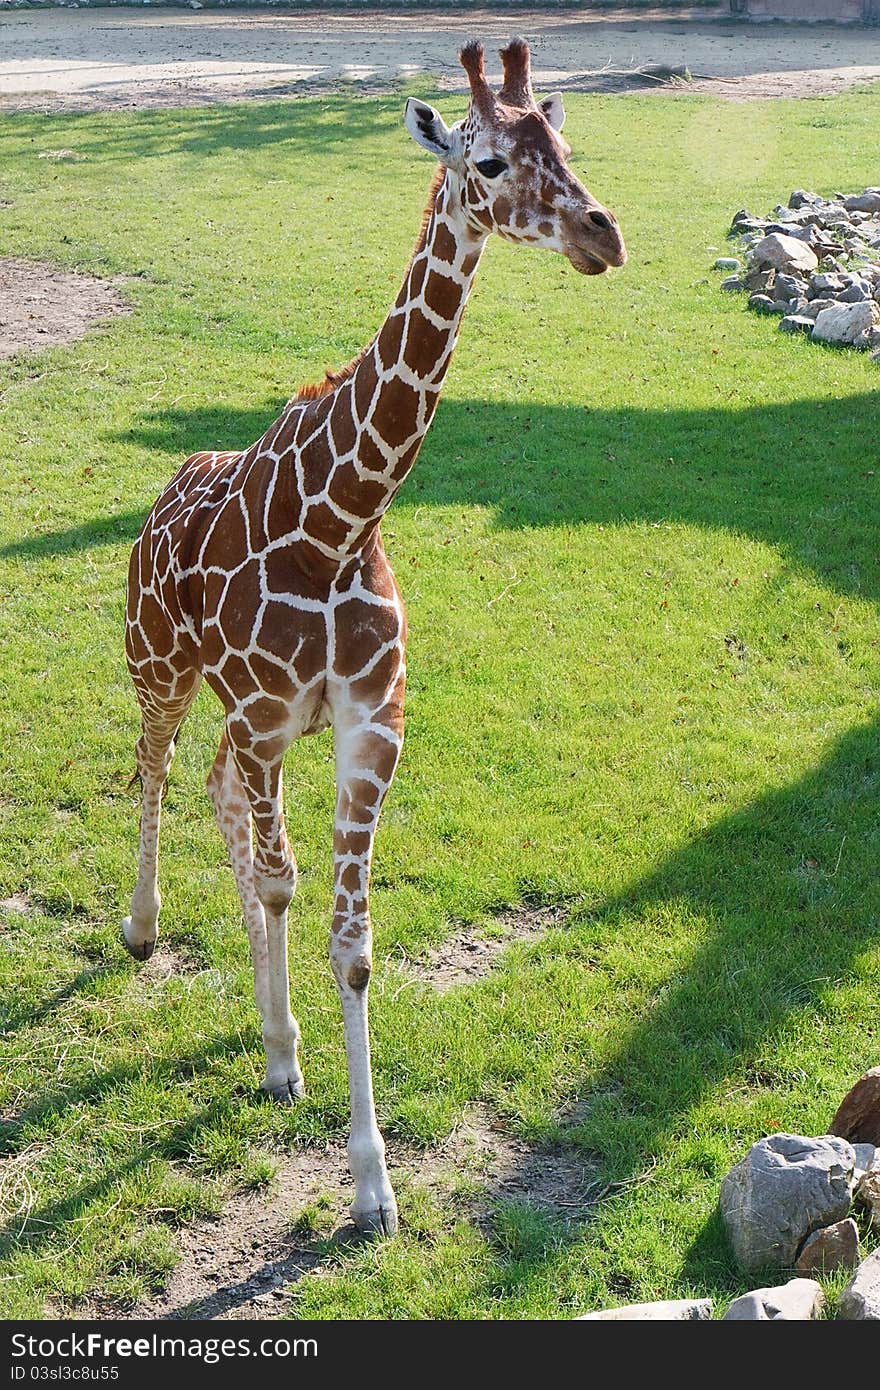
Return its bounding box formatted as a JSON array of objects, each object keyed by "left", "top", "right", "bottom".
[{"left": 123, "top": 37, "right": 626, "bottom": 1238}]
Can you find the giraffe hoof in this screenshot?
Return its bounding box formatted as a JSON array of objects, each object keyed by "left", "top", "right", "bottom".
[
  {"left": 262, "top": 1079, "right": 306, "bottom": 1105},
  {"left": 352, "top": 1201, "right": 398, "bottom": 1239},
  {"left": 121, "top": 917, "right": 157, "bottom": 961}
]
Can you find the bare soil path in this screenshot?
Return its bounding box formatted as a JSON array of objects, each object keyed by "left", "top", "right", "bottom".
[{"left": 0, "top": 5, "right": 878, "bottom": 111}]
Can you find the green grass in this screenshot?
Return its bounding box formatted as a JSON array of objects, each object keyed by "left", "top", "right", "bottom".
[{"left": 0, "top": 85, "right": 878, "bottom": 1319}]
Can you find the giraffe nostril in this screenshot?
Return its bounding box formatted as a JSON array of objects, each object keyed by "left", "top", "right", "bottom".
[{"left": 587, "top": 210, "right": 613, "bottom": 233}]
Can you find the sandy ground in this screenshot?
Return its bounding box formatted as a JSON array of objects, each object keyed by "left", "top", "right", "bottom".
[{"left": 0, "top": 5, "right": 879, "bottom": 111}]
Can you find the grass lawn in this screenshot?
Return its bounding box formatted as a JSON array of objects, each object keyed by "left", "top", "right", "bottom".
[{"left": 0, "top": 83, "right": 878, "bottom": 1320}]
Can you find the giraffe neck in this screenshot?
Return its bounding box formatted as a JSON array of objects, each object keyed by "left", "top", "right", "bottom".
[{"left": 297, "top": 169, "right": 488, "bottom": 560}]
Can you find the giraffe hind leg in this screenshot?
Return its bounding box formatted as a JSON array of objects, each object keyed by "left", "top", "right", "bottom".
[
  {"left": 207, "top": 731, "right": 305, "bottom": 1102},
  {"left": 122, "top": 675, "right": 201, "bottom": 960}
]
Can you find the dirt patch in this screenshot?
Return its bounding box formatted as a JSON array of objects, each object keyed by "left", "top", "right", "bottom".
[
  {"left": 71, "top": 1097, "right": 598, "bottom": 1321},
  {"left": 0, "top": 894, "right": 31, "bottom": 919},
  {"left": 388, "top": 902, "right": 568, "bottom": 994},
  {"left": 129, "top": 1145, "right": 354, "bottom": 1321},
  {"left": 0, "top": 259, "right": 129, "bottom": 361},
  {"left": 138, "top": 945, "right": 200, "bottom": 982},
  {"left": 431, "top": 1104, "right": 601, "bottom": 1221},
  {"left": 0, "top": 9, "right": 878, "bottom": 112}
]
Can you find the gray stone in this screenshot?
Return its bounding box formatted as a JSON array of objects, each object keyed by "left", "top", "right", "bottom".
[
  {"left": 577, "top": 1298, "right": 713, "bottom": 1321},
  {"left": 779, "top": 315, "right": 815, "bottom": 336},
  {"left": 796, "top": 1219, "right": 860, "bottom": 1276},
  {"left": 853, "top": 1142, "right": 878, "bottom": 1182},
  {"left": 720, "top": 275, "right": 746, "bottom": 293},
  {"left": 774, "top": 273, "right": 807, "bottom": 301},
  {"left": 799, "top": 298, "right": 835, "bottom": 322},
  {"left": 813, "top": 300, "right": 880, "bottom": 346},
  {"left": 839, "top": 282, "right": 871, "bottom": 303},
  {"left": 844, "top": 192, "right": 880, "bottom": 215},
  {"left": 809, "top": 272, "right": 846, "bottom": 297},
  {"left": 749, "top": 294, "right": 776, "bottom": 313},
  {"left": 724, "top": 1278, "right": 825, "bottom": 1321},
  {"left": 789, "top": 189, "right": 819, "bottom": 210},
  {"left": 719, "top": 1133, "right": 855, "bottom": 1272},
  {"left": 838, "top": 1251, "right": 880, "bottom": 1320},
  {"left": 751, "top": 233, "right": 818, "bottom": 274},
  {"left": 744, "top": 268, "right": 775, "bottom": 294},
  {"left": 714, "top": 257, "right": 740, "bottom": 271}
]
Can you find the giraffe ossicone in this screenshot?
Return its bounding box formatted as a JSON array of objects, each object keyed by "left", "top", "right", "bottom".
[{"left": 123, "top": 37, "right": 626, "bottom": 1238}]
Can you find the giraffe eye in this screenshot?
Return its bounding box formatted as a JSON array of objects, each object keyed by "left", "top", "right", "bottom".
[{"left": 474, "top": 158, "right": 508, "bottom": 179}]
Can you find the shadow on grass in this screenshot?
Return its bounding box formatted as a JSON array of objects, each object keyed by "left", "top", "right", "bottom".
[
  {"left": 1, "top": 96, "right": 413, "bottom": 165},
  {"left": 8, "top": 384, "right": 879, "bottom": 607},
  {"left": 461, "top": 708, "right": 879, "bottom": 1307}
]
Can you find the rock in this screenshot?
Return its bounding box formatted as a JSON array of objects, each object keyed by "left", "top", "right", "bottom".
[
  {"left": 808, "top": 272, "right": 846, "bottom": 297},
  {"left": 795, "top": 1218, "right": 860, "bottom": 1275},
  {"left": 720, "top": 275, "right": 746, "bottom": 293},
  {"left": 854, "top": 327, "right": 880, "bottom": 351},
  {"left": 779, "top": 315, "right": 814, "bottom": 335},
  {"left": 751, "top": 233, "right": 818, "bottom": 275},
  {"left": 774, "top": 273, "right": 807, "bottom": 301},
  {"left": 855, "top": 1165, "right": 880, "bottom": 1225},
  {"left": 829, "top": 1068, "right": 880, "bottom": 1144},
  {"left": 731, "top": 207, "right": 759, "bottom": 229},
  {"left": 764, "top": 222, "right": 815, "bottom": 244},
  {"left": 844, "top": 192, "right": 880, "bottom": 215},
  {"left": 714, "top": 257, "right": 740, "bottom": 271},
  {"left": 724, "top": 1278, "right": 825, "bottom": 1321},
  {"left": 812, "top": 300, "right": 880, "bottom": 346},
  {"left": 838, "top": 1251, "right": 880, "bottom": 1320},
  {"left": 839, "top": 282, "right": 871, "bottom": 302},
  {"left": 719, "top": 1133, "right": 855, "bottom": 1272},
  {"left": 744, "top": 268, "right": 775, "bottom": 294},
  {"left": 800, "top": 298, "right": 835, "bottom": 322},
  {"left": 853, "top": 1143, "right": 877, "bottom": 1181},
  {"left": 789, "top": 189, "right": 819, "bottom": 210},
  {"left": 749, "top": 294, "right": 776, "bottom": 313},
  {"left": 577, "top": 1299, "right": 713, "bottom": 1321}
]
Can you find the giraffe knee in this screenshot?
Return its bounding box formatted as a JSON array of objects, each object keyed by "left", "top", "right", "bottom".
[
  {"left": 255, "top": 865, "right": 297, "bottom": 915},
  {"left": 346, "top": 955, "right": 372, "bottom": 991},
  {"left": 330, "top": 931, "right": 372, "bottom": 992}
]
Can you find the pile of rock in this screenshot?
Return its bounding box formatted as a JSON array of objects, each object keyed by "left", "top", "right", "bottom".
[
  {"left": 717, "top": 188, "right": 880, "bottom": 359},
  {"left": 576, "top": 1066, "right": 880, "bottom": 1320}
]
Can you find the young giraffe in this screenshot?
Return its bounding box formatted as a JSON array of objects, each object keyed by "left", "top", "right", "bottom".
[{"left": 123, "top": 38, "right": 626, "bottom": 1236}]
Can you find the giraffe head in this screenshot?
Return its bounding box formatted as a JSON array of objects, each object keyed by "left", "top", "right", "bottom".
[{"left": 404, "top": 37, "right": 627, "bottom": 275}]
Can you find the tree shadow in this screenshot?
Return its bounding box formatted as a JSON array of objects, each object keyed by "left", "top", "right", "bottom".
[
  {"left": 4, "top": 94, "right": 411, "bottom": 164},
  {"left": 88, "top": 386, "right": 880, "bottom": 607},
  {"left": 468, "top": 707, "right": 880, "bottom": 1306}
]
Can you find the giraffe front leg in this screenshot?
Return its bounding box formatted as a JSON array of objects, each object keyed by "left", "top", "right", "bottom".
[{"left": 331, "top": 700, "right": 403, "bottom": 1237}]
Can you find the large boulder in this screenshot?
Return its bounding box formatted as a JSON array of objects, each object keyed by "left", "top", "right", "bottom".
[
  {"left": 750, "top": 233, "right": 818, "bottom": 275},
  {"left": 724, "top": 1278, "right": 824, "bottom": 1321},
  {"left": 829, "top": 1067, "right": 880, "bottom": 1145},
  {"left": 838, "top": 1251, "right": 880, "bottom": 1320},
  {"left": 719, "top": 1133, "right": 855, "bottom": 1272},
  {"left": 812, "top": 300, "right": 880, "bottom": 346}
]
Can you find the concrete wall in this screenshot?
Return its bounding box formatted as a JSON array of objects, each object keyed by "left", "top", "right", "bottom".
[{"left": 742, "top": 0, "right": 865, "bottom": 20}]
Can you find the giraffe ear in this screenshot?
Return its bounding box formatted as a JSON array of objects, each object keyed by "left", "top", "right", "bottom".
[
  {"left": 404, "top": 99, "right": 456, "bottom": 162},
  {"left": 539, "top": 92, "right": 565, "bottom": 132}
]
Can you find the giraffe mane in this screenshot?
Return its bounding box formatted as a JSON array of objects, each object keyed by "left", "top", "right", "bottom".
[{"left": 291, "top": 167, "right": 447, "bottom": 404}]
